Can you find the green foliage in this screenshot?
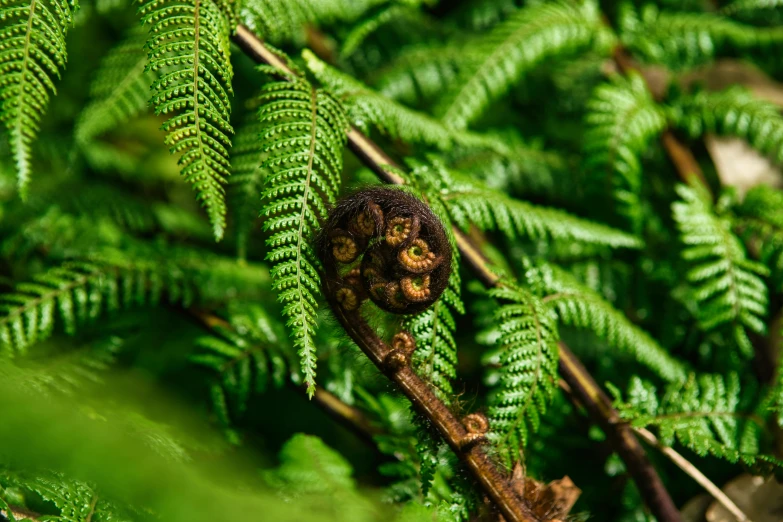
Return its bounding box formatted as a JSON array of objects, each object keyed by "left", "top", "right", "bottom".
[
  {"left": 138, "top": 0, "right": 236, "bottom": 240},
  {"left": 258, "top": 74, "right": 348, "bottom": 397},
  {"left": 734, "top": 184, "right": 783, "bottom": 290},
  {"left": 672, "top": 87, "right": 783, "bottom": 164},
  {"left": 485, "top": 283, "right": 559, "bottom": 466},
  {"left": 436, "top": 0, "right": 610, "bottom": 129},
  {"left": 191, "top": 303, "right": 294, "bottom": 428},
  {"left": 529, "top": 262, "right": 688, "bottom": 382},
  {"left": 672, "top": 182, "right": 769, "bottom": 359},
  {"left": 620, "top": 3, "right": 783, "bottom": 70},
  {"left": 75, "top": 27, "right": 155, "bottom": 146},
  {"left": 583, "top": 72, "right": 667, "bottom": 232},
  {"left": 439, "top": 167, "right": 643, "bottom": 249},
  {"left": 613, "top": 373, "right": 779, "bottom": 468},
  {"left": 0, "top": 0, "right": 78, "bottom": 195}
]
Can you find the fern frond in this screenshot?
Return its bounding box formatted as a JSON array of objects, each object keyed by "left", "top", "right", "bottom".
[
  {"left": 614, "top": 373, "right": 780, "bottom": 468},
  {"left": 436, "top": 0, "right": 608, "bottom": 129},
  {"left": 722, "top": 0, "right": 783, "bottom": 16},
  {"left": 192, "top": 303, "right": 293, "bottom": 427},
  {"left": 241, "top": 0, "right": 401, "bottom": 45},
  {"left": 734, "top": 184, "right": 783, "bottom": 290},
  {"left": 75, "top": 27, "right": 155, "bottom": 146},
  {"left": 672, "top": 87, "right": 783, "bottom": 164},
  {"left": 229, "top": 96, "right": 265, "bottom": 260},
  {"left": 583, "top": 73, "right": 667, "bottom": 232},
  {"left": 486, "top": 283, "right": 559, "bottom": 466},
  {"left": 139, "top": 0, "right": 236, "bottom": 240},
  {"left": 404, "top": 265, "right": 463, "bottom": 403},
  {"left": 440, "top": 169, "right": 642, "bottom": 249},
  {"left": 304, "top": 49, "right": 457, "bottom": 151},
  {"left": 374, "top": 46, "right": 465, "bottom": 107},
  {"left": 532, "top": 262, "right": 688, "bottom": 382},
  {"left": 672, "top": 182, "right": 769, "bottom": 358},
  {"left": 620, "top": 4, "right": 783, "bottom": 70},
  {"left": 258, "top": 76, "right": 348, "bottom": 397},
  {"left": 341, "top": 4, "right": 421, "bottom": 58},
  {"left": 0, "top": 0, "right": 78, "bottom": 195}
]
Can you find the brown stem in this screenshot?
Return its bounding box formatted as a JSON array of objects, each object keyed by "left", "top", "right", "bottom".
[{"left": 230, "top": 24, "right": 680, "bottom": 522}]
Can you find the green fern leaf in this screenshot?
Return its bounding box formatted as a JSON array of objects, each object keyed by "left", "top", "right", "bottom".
[
  {"left": 734, "top": 184, "right": 783, "bottom": 290},
  {"left": 437, "top": 0, "right": 609, "bottom": 129},
  {"left": 440, "top": 168, "right": 642, "bottom": 249},
  {"left": 0, "top": 0, "right": 78, "bottom": 195},
  {"left": 673, "top": 182, "right": 769, "bottom": 358},
  {"left": 614, "top": 373, "right": 780, "bottom": 469},
  {"left": 191, "top": 303, "right": 293, "bottom": 427},
  {"left": 374, "top": 46, "right": 465, "bottom": 108},
  {"left": 229, "top": 96, "right": 266, "bottom": 260},
  {"left": 532, "top": 261, "right": 688, "bottom": 382},
  {"left": 672, "top": 87, "right": 783, "bottom": 164},
  {"left": 75, "top": 27, "right": 155, "bottom": 146},
  {"left": 138, "top": 0, "right": 236, "bottom": 240},
  {"left": 620, "top": 4, "right": 783, "bottom": 70},
  {"left": 258, "top": 76, "right": 348, "bottom": 397},
  {"left": 486, "top": 283, "right": 559, "bottom": 466},
  {"left": 584, "top": 73, "right": 667, "bottom": 232}
]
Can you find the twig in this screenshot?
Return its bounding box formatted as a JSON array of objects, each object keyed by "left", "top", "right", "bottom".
[
  {"left": 634, "top": 428, "right": 751, "bottom": 522},
  {"left": 230, "top": 24, "right": 681, "bottom": 522}
]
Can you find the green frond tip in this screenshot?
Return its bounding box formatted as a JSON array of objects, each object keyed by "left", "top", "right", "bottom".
[
  {"left": 584, "top": 72, "right": 666, "bottom": 232},
  {"left": 486, "top": 284, "right": 559, "bottom": 467},
  {"left": 138, "top": 0, "right": 236, "bottom": 240},
  {"left": 75, "top": 27, "right": 155, "bottom": 146},
  {"left": 734, "top": 184, "right": 783, "bottom": 290},
  {"left": 0, "top": 0, "right": 79, "bottom": 197},
  {"left": 440, "top": 168, "right": 642, "bottom": 249},
  {"left": 437, "top": 0, "right": 610, "bottom": 129},
  {"left": 613, "top": 373, "right": 782, "bottom": 470},
  {"left": 672, "top": 87, "right": 783, "bottom": 165},
  {"left": 673, "top": 182, "right": 769, "bottom": 358},
  {"left": 532, "top": 262, "right": 688, "bottom": 382},
  {"left": 258, "top": 76, "right": 349, "bottom": 398}
]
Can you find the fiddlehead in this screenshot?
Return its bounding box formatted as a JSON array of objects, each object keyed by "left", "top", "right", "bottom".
[{"left": 317, "top": 187, "right": 543, "bottom": 522}]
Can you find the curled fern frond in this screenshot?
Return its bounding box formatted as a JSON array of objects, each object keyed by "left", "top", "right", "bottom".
[
  {"left": 620, "top": 3, "right": 783, "bottom": 70},
  {"left": 613, "top": 373, "right": 780, "bottom": 469},
  {"left": 139, "top": 0, "right": 236, "bottom": 240},
  {"left": 673, "top": 182, "right": 769, "bottom": 359},
  {"left": 672, "top": 87, "right": 783, "bottom": 164},
  {"left": 530, "top": 262, "right": 688, "bottom": 382},
  {"left": 436, "top": 0, "right": 609, "bottom": 129},
  {"left": 258, "top": 75, "right": 348, "bottom": 397},
  {"left": 192, "top": 303, "right": 293, "bottom": 428},
  {"left": 486, "top": 283, "right": 559, "bottom": 467},
  {"left": 0, "top": 0, "right": 78, "bottom": 195},
  {"left": 75, "top": 27, "right": 155, "bottom": 146},
  {"left": 583, "top": 73, "right": 667, "bottom": 232},
  {"left": 439, "top": 168, "right": 642, "bottom": 249}
]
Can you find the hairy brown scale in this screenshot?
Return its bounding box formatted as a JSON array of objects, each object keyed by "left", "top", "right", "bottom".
[{"left": 318, "top": 187, "right": 452, "bottom": 314}]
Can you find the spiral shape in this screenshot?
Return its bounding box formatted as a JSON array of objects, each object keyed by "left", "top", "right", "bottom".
[{"left": 318, "top": 187, "right": 452, "bottom": 314}]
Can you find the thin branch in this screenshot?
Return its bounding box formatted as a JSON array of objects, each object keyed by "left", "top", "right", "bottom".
[
  {"left": 230, "top": 24, "right": 680, "bottom": 522},
  {"left": 634, "top": 427, "right": 751, "bottom": 522}
]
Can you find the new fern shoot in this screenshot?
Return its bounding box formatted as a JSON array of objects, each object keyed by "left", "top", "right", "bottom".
[{"left": 1, "top": 0, "right": 783, "bottom": 521}]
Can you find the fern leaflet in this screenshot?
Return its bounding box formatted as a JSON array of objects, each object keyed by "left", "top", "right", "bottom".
[
  {"left": 0, "top": 0, "right": 78, "bottom": 195},
  {"left": 734, "top": 184, "right": 783, "bottom": 290},
  {"left": 258, "top": 75, "right": 348, "bottom": 397},
  {"left": 75, "top": 27, "right": 155, "bottom": 146},
  {"left": 672, "top": 182, "right": 769, "bottom": 358},
  {"left": 139, "top": 0, "right": 236, "bottom": 240},
  {"left": 583, "top": 73, "right": 667, "bottom": 232},
  {"left": 437, "top": 0, "right": 608, "bottom": 129},
  {"left": 486, "top": 283, "right": 559, "bottom": 466},
  {"left": 672, "top": 87, "right": 783, "bottom": 164},
  {"left": 613, "top": 373, "right": 780, "bottom": 469}
]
